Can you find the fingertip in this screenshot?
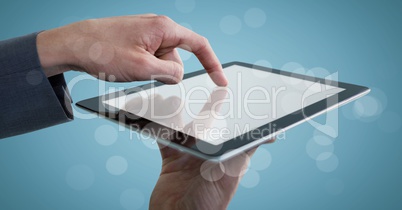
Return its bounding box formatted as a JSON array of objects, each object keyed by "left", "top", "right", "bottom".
[
  {"left": 210, "top": 71, "right": 229, "bottom": 87},
  {"left": 219, "top": 76, "right": 229, "bottom": 87},
  {"left": 216, "top": 80, "right": 228, "bottom": 87}
]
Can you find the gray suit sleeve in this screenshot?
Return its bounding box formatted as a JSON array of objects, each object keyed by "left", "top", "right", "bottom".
[{"left": 0, "top": 32, "right": 73, "bottom": 139}]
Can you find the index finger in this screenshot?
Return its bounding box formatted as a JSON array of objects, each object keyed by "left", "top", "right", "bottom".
[{"left": 175, "top": 25, "right": 228, "bottom": 87}]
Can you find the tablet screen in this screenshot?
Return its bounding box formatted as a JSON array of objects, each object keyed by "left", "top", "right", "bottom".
[{"left": 104, "top": 65, "right": 344, "bottom": 145}]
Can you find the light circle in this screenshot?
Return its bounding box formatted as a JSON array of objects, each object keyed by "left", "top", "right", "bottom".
[
  {"left": 180, "top": 22, "right": 193, "bottom": 31},
  {"left": 240, "top": 169, "right": 260, "bottom": 188},
  {"left": 200, "top": 161, "right": 225, "bottom": 182},
  {"left": 281, "top": 62, "right": 305, "bottom": 85},
  {"left": 281, "top": 62, "right": 304, "bottom": 72},
  {"left": 308, "top": 67, "right": 331, "bottom": 79},
  {"left": 254, "top": 59, "right": 272, "bottom": 68},
  {"left": 252, "top": 60, "right": 272, "bottom": 78},
  {"left": 353, "top": 96, "right": 380, "bottom": 118},
  {"left": 244, "top": 8, "right": 267, "bottom": 28},
  {"left": 106, "top": 156, "right": 128, "bottom": 175},
  {"left": 341, "top": 104, "right": 358, "bottom": 121},
  {"left": 221, "top": 151, "right": 250, "bottom": 178},
  {"left": 26, "top": 70, "right": 43, "bottom": 85},
  {"left": 250, "top": 148, "right": 272, "bottom": 171},
  {"left": 178, "top": 48, "right": 192, "bottom": 61},
  {"left": 316, "top": 152, "right": 339, "bottom": 173},
  {"left": 280, "top": 92, "right": 301, "bottom": 114},
  {"left": 95, "top": 125, "right": 118, "bottom": 146},
  {"left": 306, "top": 135, "right": 334, "bottom": 160},
  {"left": 371, "top": 87, "right": 388, "bottom": 115},
  {"left": 175, "top": 0, "right": 196, "bottom": 13},
  {"left": 220, "top": 15, "right": 242, "bottom": 35}
]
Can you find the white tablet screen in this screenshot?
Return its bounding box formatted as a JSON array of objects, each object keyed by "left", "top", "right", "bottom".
[{"left": 104, "top": 65, "right": 344, "bottom": 145}]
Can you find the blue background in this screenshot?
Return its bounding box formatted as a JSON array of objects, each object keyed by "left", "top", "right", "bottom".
[{"left": 1, "top": 0, "right": 401, "bottom": 209}]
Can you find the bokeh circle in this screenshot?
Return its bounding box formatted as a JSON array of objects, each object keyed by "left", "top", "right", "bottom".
[
  {"left": 95, "top": 125, "right": 118, "bottom": 146},
  {"left": 240, "top": 169, "right": 260, "bottom": 188},
  {"left": 244, "top": 8, "right": 267, "bottom": 28},
  {"left": 178, "top": 49, "right": 192, "bottom": 61},
  {"left": 306, "top": 135, "right": 334, "bottom": 160},
  {"left": 316, "top": 152, "right": 339, "bottom": 172},
  {"left": 252, "top": 60, "right": 272, "bottom": 78},
  {"left": 250, "top": 147, "right": 272, "bottom": 171},
  {"left": 106, "top": 156, "right": 128, "bottom": 175},
  {"left": 175, "top": 0, "right": 196, "bottom": 13},
  {"left": 353, "top": 96, "right": 380, "bottom": 118},
  {"left": 200, "top": 160, "right": 225, "bottom": 182},
  {"left": 220, "top": 15, "right": 242, "bottom": 35},
  {"left": 26, "top": 70, "right": 43, "bottom": 85},
  {"left": 180, "top": 22, "right": 193, "bottom": 30}
]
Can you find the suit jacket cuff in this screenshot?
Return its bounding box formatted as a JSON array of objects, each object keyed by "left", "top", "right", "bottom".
[{"left": 0, "top": 32, "right": 73, "bottom": 139}]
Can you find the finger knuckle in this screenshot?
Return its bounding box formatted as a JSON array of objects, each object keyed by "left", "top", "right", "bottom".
[
  {"left": 201, "top": 36, "right": 210, "bottom": 45},
  {"left": 134, "top": 56, "right": 150, "bottom": 67},
  {"left": 145, "top": 13, "right": 158, "bottom": 17},
  {"left": 154, "top": 15, "right": 173, "bottom": 27},
  {"left": 195, "top": 36, "right": 210, "bottom": 55},
  {"left": 158, "top": 15, "right": 172, "bottom": 22}
]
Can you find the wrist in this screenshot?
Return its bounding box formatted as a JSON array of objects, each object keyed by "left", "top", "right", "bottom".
[{"left": 36, "top": 28, "right": 75, "bottom": 77}]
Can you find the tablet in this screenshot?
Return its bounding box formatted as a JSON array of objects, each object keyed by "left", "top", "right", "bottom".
[{"left": 76, "top": 62, "right": 369, "bottom": 161}]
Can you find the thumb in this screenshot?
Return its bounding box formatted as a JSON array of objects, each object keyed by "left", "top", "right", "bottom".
[{"left": 149, "top": 53, "right": 184, "bottom": 84}]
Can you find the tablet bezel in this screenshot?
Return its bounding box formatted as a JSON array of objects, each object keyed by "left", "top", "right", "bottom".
[{"left": 76, "top": 61, "right": 369, "bottom": 161}]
